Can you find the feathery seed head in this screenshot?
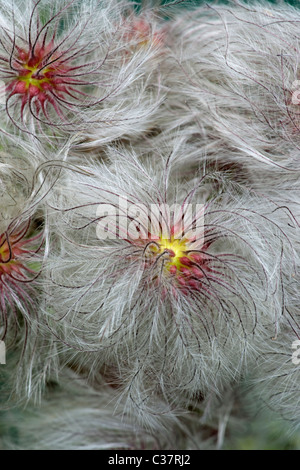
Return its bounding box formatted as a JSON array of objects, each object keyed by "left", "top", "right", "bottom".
[
  {"left": 0, "top": 225, "right": 42, "bottom": 280},
  {"left": 124, "top": 16, "right": 164, "bottom": 50},
  {"left": 0, "top": 221, "right": 43, "bottom": 341},
  {"left": 7, "top": 39, "right": 73, "bottom": 121},
  {"left": 42, "top": 149, "right": 297, "bottom": 414},
  {"left": 1, "top": 0, "right": 94, "bottom": 133},
  {"left": 0, "top": 0, "right": 160, "bottom": 140},
  {"left": 141, "top": 231, "right": 209, "bottom": 295}
]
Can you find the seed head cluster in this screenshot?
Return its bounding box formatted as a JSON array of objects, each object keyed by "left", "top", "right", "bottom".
[{"left": 0, "top": 0, "right": 299, "bottom": 451}]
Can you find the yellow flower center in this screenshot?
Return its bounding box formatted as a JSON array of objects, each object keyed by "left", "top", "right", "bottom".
[
  {"left": 0, "top": 238, "right": 15, "bottom": 272},
  {"left": 159, "top": 237, "right": 188, "bottom": 270},
  {"left": 19, "top": 65, "right": 50, "bottom": 90}
]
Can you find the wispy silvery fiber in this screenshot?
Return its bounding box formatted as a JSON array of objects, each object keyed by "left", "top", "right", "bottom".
[
  {"left": 0, "top": 0, "right": 299, "bottom": 450},
  {"left": 0, "top": 0, "right": 164, "bottom": 145}
]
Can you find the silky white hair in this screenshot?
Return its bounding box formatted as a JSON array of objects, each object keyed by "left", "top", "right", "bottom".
[
  {"left": 0, "top": 0, "right": 164, "bottom": 145},
  {"left": 33, "top": 142, "right": 297, "bottom": 423},
  {"left": 160, "top": 1, "right": 300, "bottom": 176},
  {"left": 0, "top": 0, "right": 300, "bottom": 449}
]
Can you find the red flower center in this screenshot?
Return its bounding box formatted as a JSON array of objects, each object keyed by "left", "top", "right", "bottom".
[
  {"left": 0, "top": 233, "right": 26, "bottom": 279},
  {"left": 142, "top": 230, "right": 210, "bottom": 295},
  {"left": 7, "top": 40, "right": 74, "bottom": 119}
]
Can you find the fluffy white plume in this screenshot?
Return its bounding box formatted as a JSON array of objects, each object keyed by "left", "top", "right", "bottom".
[
  {"left": 36, "top": 143, "right": 297, "bottom": 422},
  {"left": 0, "top": 0, "right": 164, "bottom": 144},
  {"left": 160, "top": 1, "right": 300, "bottom": 175},
  {"left": 0, "top": 0, "right": 299, "bottom": 449}
]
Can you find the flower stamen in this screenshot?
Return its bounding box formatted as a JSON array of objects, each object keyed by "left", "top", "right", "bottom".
[{"left": 144, "top": 231, "right": 208, "bottom": 294}]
